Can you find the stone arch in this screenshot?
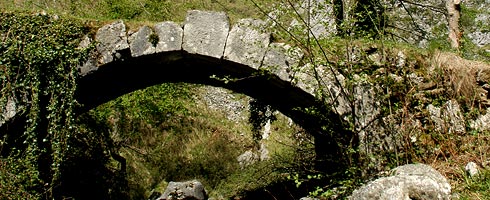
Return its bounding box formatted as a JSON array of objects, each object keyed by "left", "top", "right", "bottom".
[{"left": 76, "top": 10, "right": 348, "bottom": 138}]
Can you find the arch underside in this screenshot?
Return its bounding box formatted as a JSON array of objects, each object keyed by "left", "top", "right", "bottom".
[{"left": 76, "top": 51, "right": 325, "bottom": 135}]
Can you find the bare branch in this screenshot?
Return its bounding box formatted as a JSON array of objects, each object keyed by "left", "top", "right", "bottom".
[{"left": 399, "top": 0, "right": 446, "bottom": 14}]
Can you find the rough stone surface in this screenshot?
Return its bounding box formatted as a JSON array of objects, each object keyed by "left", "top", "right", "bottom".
[
  {"left": 349, "top": 164, "right": 451, "bottom": 200},
  {"left": 183, "top": 10, "right": 229, "bottom": 58},
  {"left": 465, "top": 162, "right": 479, "bottom": 177},
  {"left": 299, "top": 197, "right": 320, "bottom": 200},
  {"left": 200, "top": 86, "right": 249, "bottom": 122},
  {"left": 95, "top": 20, "right": 130, "bottom": 65},
  {"left": 259, "top": 142, "right": 269, "bottom": 161},
  {"left": 158, "top": 180, "right": 207, "bottom": 200},
  {"left": 154, "top": 21, "right": 183, "bottom": 52},
  {"left": 262, "top": 43, "right": 303, "bottom": 81},
  {"left": 77, "top": 35, "right": 97, "bottom": 75},
  {"left": 292, "top": 63, "right": 317, "bottom": 96},
  {"left": 129, "top": 26, "right": 155, "bottom": 57},
  {"left": 468, "top": 31, "right": 490, "bottom": 47},
  {"left": 470, "top": 107, "right": 490, "bottom": 131},
  {"left": 289, "top": 0, "right": 336, "bottom": 39},
  {"left": 0, "top": 98, "right": 17, "bottom": 127},
  {"left": 427, "top": 100, "right": 466, "bottom": 134},
  {"left": 382, "top": 0, "right": 447, "bottom": 47},
  {"left": 237, "top": 142, "right": 270, "bottom": 168},
  {"left": 224, "top": 18, "right": 270, "bottom": 69},
  {"left": 237, "top": 149, "right": 259, "bottom": 168}
]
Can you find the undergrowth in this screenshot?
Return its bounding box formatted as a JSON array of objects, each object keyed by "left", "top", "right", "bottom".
[{"left": 2, "top": 0, "right": 490, "bottom": 199}]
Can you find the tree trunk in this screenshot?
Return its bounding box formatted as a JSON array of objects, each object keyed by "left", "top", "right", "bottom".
[{"left": 446, "top": 0, "right": 462, "bottom": 49}]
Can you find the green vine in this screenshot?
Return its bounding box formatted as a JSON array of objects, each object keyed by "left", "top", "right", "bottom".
[{"left": 0, "top": 11, "right": 90, "bottom": 197}]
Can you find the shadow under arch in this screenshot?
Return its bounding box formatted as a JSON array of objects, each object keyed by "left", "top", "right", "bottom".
[
  {"left": 78, "top": 50, "right": 316, "bottom": 133},
  {"left": 76, "top": 49, "right": 355, "bottom": 174}
]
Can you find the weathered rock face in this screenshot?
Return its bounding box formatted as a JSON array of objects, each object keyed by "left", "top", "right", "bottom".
[
  {"left": 463, "top": 1, "right": 490, "bottom": 48},
  {"left": 224, "top": 18, "right": 270, "bottom": 69},
  {"left": 0, "top": 98, "right": 17, "bottom": 128},
  {"left": 200, "top": 86, "right": 249, "bottom": 122},
  {"left": 427, "top": 100, "right": 466, "bottom": 135},
  {"left": 262, "top": 43, "right": 303, "bottom": 82},
  {"left": 95, "top": 20, "right": 130, "bottom": 64},
  {"left": 289, "top": 0, "right": 337, "bottom": 39},
  {"left": 183, "top": 10, "right": 229, "bottom": 58},
  {"left": 157, "top": 180, "right": 207, "bottom": 200},
  {"left": 154, "top": 22, "right": 184, "bottom": 53},
  {"left": 349, "top": 164, "right": 451, "bottom": 200},
  {"left": 470, "top": 107, "right": 490, "bottom": 131},
  {"left": 237, "top": 142, "right": 270, "bottom": 168},
  {"left": 128, "top": 22, "right": 184, "bottom": 58}
]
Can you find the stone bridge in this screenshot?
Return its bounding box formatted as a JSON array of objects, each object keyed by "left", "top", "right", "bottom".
[
  {"left": 1, "top": 10, "right": 355, "bottom": 167},
  {"left": 76, "top": 10, "right": 350, "bottom": 139}
]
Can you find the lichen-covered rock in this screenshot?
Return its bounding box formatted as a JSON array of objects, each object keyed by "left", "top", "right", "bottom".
[
  {"left": 158, "top": 180, "right": 207, "bottom": 200},
  {"left": 95, "top": 20, "right": 130, "bottom": 64},
  {"left": 77, "top": 35, "right": 98, "bottom": 76},
  {"left": 154, "top": 21, "right": 183, "bottom": 53},
  {"left": 183, "top": 10, "right": 229, "bottom": 58},
  {"left": 289, "top": 0, "right": 336, "bottom": 39},
  {"left": 237, "top": 143, "right": 269, "bottom": 168},
  {"left": 129, "top": 26, "right": 156, "bottom": 57},
  {"left": 237, "top": 149, "right": 259, "bottom": 168},
  {"left": 224, "top": 18, "right": 270, "bottom": 69},
  {"left": 299, "top": 197, "right": 320, "bottom": 200},
  {"left": 200, "top": 86, "right": 249, "bottom": 122},
  {"left": 262, "top": 43, "right": 303, "bottom": 82},
  {"left": 349, "top": 164, "right": 451, "bottom": 200},
  {"left": 470, "top": 107, "right": 490, "bottom": 131},
  {"left": 382, "top": 0, "right": 447, "bottom": 47},
  {"left": 427, "top": 100, "right": 466, "bottom": 134},
  {"left": 0, "top": 98, "right": 17, "bottom": 128}
]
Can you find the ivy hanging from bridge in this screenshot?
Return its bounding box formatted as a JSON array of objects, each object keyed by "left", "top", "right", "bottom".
[{"left": 0, "top": 11, "right": 90, "bottom": 198}]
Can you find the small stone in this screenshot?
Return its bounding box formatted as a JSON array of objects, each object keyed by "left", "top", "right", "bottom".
[
  {"left": 465, "top": 162, "right": 479, "bottom": 177},
  {"left": 300, "top": 197, "right": 320, "bottom": 200}
]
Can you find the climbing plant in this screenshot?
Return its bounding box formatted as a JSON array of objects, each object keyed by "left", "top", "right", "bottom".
[{"left": 0, "top": 11, "right": 90, "bottom": 198}]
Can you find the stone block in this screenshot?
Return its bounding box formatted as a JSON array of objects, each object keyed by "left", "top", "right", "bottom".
[
  {"left": 183, "top": 10, "right": 229, "bottom": 58},
  {"left": 129, "top": 26, "right": 156, "bottom": 57},
  {"left": 95, "top": 20, "right": 130, "bottom": 64},
  {"left": 224, "top": 18, "right": 270, "bottom": 69},
  {"left": 154, "top": 21, "right": 183, "bottom": 53}
]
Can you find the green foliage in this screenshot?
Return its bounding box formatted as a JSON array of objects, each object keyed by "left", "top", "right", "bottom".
[
  {"left": 56, "top": 114, "right": 129, "bottom": 199},
  {"left": 458, "top": 169, "right": 490, "bottom": 199},
  {"left": 93, "top": 83, "right": 191, "bottom": 127},
  {"left": 249, "top": 99, "right": 276, "bottom": 144},
  {"left": 0, "top": 11, "right": 89, "bottom": 198},
  {"left": 0, "top": 156, "right": 41, "bottom": 199},
  {"left": 1, "top": 0, "right": 277, "bottom": 22},
  {"left": 351, "top": 0, "right": 386, "bottom": 38}
]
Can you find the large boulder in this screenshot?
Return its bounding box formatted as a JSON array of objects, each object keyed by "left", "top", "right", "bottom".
[
  {"left": 349, "top": 163, "right": 451, "bottom": 200},
  {"left": 157, "top": 180, "right": 207, "bottom": 200}
]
